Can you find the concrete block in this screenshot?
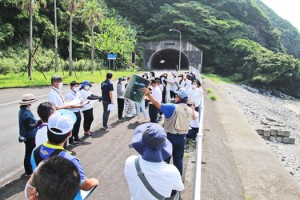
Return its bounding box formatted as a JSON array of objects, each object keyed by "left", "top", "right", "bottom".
[
  {"left": 283, "top": 131, "right": 290, "bottom": 137},
  {"left": 256, "top": 129, "right": 264, "bottom": 135},
  {"left": 289, "top": 138, "right": 295, "bottom": 144},
  {"left": 264, "top": 130, "right": 271, "bottom": 137},
  {"left": 263, "top": 136, "right": 270, "bottom": 140},
  {"left": 278, "top": 130, "right": 284, "bottom": 136},
  {"left": 270, "top": 129, "right": 278, "bottom": 136},
  {"left": 270, "top": 136, "right": 276, "bottom": 141},
  {"left": 283, "top": 137, "right": 290, "bottom": 144},
  {"left": 276, "top": 137, "right": 283, "bottom": 142}
]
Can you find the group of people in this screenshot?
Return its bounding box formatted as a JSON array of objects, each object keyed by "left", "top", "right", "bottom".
[{"left": 18, "top": 70, "right": 203, "bottom": 199}]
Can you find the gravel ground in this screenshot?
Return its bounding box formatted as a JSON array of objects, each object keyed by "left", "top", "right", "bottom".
[{"left": 221, "top": 83, "right": 300, "bottom": 184}]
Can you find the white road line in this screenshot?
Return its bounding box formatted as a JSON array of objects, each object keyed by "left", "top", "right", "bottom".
[
  {"left": 0, "top": 167, "right": 24, "bottom": 187},
  {"left": 0, "top": 94, "right": 48, "bottom": 107}
]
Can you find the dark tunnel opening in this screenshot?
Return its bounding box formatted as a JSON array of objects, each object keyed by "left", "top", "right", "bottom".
[{"left": 149, "top": 48, "right": 189, "bottom": 70}]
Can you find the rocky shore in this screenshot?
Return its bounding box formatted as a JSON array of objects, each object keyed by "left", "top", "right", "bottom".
[{"left": 221, "top": 83, "right": 300, "bottom": 184}]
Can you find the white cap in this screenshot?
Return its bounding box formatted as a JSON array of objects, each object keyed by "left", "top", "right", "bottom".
[{"left": 48, "top": 110, "right": 76, "bottom": 135}]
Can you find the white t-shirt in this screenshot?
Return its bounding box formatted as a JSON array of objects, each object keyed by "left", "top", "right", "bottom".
[
  {"left": 158, "top": 84, "right": 164, "bottom": 92},
  {"left": 80, "top": 89, "right": 93, "bottom": 111},
  {"left": 188, "top": 88, "right": 203, "bottom": 108},
  {"left": 48, "top": 87, "right": 64, "bottom": 107},
  {"left": 179, "top": 80, "right": 185, "bottom": 88},
  {"left": 35, "top": 123, "right": 48, "bottom": 146},
  {"left": 185, "top": 80, "right": 192, "bottom": 90},
  {"left": 190, "top": 111, "right": 200, "bottom": 128},
  {"left": 151, "top": 86, "right": 162, "bottom": 104},
  {"left": 124, "top": 155, "right": 184, "bottom": 200},
  {"left": 169, "top": 77, "right": 178, "bottom": 92},
  {"left": 65, "top": 90, "right": 83, "bottom": 112}
]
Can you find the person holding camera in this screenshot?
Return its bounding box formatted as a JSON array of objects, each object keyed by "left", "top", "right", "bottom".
[{"left": 18, "top": 93, "right": 42, "bottom": 177}]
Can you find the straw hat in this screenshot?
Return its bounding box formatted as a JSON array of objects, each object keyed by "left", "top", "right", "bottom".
[{"left": 19, "top": 93, "right": 37, "bottom": 105}]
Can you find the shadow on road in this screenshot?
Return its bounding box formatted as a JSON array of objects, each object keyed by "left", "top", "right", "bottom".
[{"left": 0, "top": 175, "right": 27, "bottom": 199}]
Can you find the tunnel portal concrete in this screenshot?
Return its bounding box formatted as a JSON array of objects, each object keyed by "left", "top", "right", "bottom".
[
  {"left": 142, "top": 40, "right": 203, "bottom": 72},
  {"left": 150, "top": 48, "right": 189, "bottom": 70}
]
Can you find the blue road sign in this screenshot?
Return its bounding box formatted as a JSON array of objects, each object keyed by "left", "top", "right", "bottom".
[{"left": 107, "top": 53, "right": 117, "bottom": 60}]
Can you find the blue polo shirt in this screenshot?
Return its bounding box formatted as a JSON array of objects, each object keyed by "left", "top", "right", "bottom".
[
  {"left": 31, "top": 142, "right": 85, "bottom": 200},
  {"left": 160, "top": 103, "right": 176, "bottom": 119},
  {"left": 101, "top": 79, "right": 114, "bottom": 102}
]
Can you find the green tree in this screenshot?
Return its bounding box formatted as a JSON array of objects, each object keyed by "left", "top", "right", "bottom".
[
  {"left": 54, "top": 0, "right": 58, "bottom": 72},
  {"left": 63, "top": 0, "right": 83, "bottom": 76},
  {"left": 16, "top": 0, "right": 46, "bottom": 79},
  {"left": 81, "top": 0, "right": 103, "bottom": 74}
]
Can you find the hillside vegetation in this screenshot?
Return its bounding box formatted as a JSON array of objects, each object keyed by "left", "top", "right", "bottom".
[
  {"left": 1, "top": 0, "right": 300, "bottom": 97},
  {"left": 105, "top": 0, "right": 300, "bottom": 98}
]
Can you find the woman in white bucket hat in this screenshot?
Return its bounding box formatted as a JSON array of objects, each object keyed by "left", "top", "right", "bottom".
[{"left": 18, "top": 93, "right": 42, "bottom": 177}]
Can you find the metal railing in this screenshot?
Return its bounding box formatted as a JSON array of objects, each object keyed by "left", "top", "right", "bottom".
[
  {"left": 188, "top": 66, "right": 204, "bottom": 199},
  {"left": 193, "top": 94, "right": 204, "bottom": 200}
]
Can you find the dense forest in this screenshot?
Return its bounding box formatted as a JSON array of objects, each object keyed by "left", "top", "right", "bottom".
[{"left": 1, "top": 0, "right": 300, "bottom": 97}]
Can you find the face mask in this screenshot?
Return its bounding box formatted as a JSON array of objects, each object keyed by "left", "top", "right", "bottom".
[
  {"left": 161, "top": 77, "right": 165, "bottom": 81},
  {"left": 73, "top": 86, "right": 80, "bottom": 92},
  {"left": 24, "top": 181, "right": 38, "bottom": 200},
  {"left": 85, "top": 86, "right": 90, "bottom": 90},
  {"left": 192, "top": 85, "right": 197, "bottom": 89},
  {"left": 58, "top": 82, "right": 63, "bottom": 89}
]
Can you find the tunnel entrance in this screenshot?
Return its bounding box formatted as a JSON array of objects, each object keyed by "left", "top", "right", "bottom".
[{"left": 149, "top": 48, "right": 189, "bottom": 70}]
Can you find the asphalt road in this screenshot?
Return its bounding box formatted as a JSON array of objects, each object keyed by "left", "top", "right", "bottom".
[{"left": 0, "top": 82, "right": 118, "bottom": 187}]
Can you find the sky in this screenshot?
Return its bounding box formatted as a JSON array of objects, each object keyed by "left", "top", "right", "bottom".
[{"left": 260, "top": 0, "right": 300, "bottom": 31}]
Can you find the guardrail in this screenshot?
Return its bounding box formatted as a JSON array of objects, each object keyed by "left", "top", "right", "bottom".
[{"left": 193, "top": 94, "right": 204, "bottom": 200}]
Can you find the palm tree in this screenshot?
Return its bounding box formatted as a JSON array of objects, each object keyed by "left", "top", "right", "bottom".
[
  {"left": 82, "top": 0, "right": 103, "bottom": 74},
  {"left": 17, "top": 0, "right": 46, "bottom": 79},
  {"left": 63, "top": 0, "right": 82, "bottom": 76},
  {"left": 54, "top": 0, "right": 58, "bottom": 72}
]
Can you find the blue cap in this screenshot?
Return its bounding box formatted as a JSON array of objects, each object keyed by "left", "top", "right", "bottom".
[
  {"left": 176, "top": 88, "right": 188, "bottom": 100},
  {"left": 81, "top": 80, "right": 92, "bottom": 88}
]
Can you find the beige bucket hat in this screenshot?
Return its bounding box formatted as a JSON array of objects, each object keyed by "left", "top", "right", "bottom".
[{"left": 19, "top": 93, "right": 37, "bottom": 105}]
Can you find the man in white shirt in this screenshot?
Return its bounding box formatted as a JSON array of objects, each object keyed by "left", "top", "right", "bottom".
[
  {"left": 124, "top": 123, "right": 184, "bottom": 200},
  {"left": 48, "top": 75, "right": 71, "bottom": 110},
  {"left": 149, "top": 80, "right": 162, "bottom": 123},
  {"left": 35, "top": 102, "right": 55, "bottom": 146}
]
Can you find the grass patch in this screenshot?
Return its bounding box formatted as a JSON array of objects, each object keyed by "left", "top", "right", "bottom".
[
  {"left": 203, "top": 73, "right": 235, "bottom": 84},
  {"left": 205, "top": 87, "right": 218, "bottom": 101},
  {"left": 0, "top": 70, "right": 137, "bottom": 88},
  {"left": 206, "top": 88, "right": 213, "bottom": 93},
  {"left": 209, "top": 93, "right": 218, "bottom": 101}
]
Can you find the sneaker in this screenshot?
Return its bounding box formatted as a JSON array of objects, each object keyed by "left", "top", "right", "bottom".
[
  {"left": 68, "top": 142, "right": 78, "bottom": 147},
  {"left": 118, "top": 118, "right": 124, "bottom": 121},
  {"left": 102, "top": 125, "right": 112, "bottom": 130},
  {"left": 24, "top": 173, "right": 32, "bottom": 177},
  {"left": 74, "top": 139, "right": 84, "bottom": 144}
]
